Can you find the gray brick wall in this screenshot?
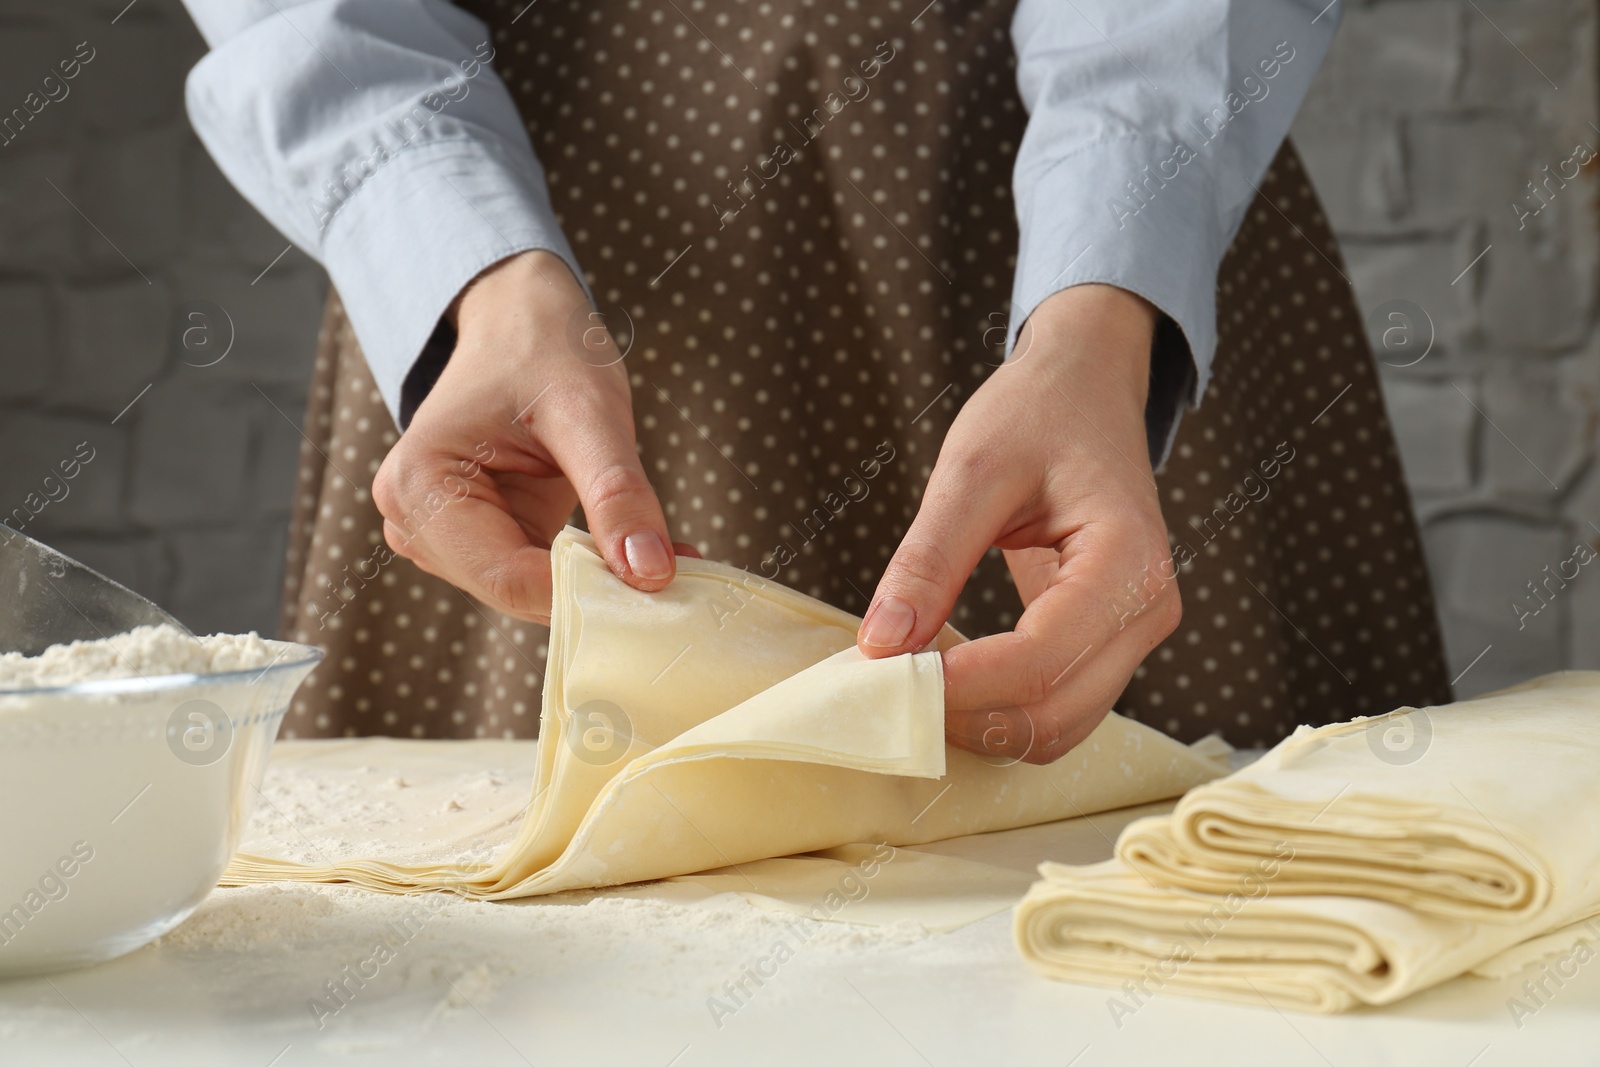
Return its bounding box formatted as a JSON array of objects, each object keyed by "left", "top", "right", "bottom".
[
  {"left": 0, "top": 0, "right": 1594, "bottom": 702},
  {"left": 0, "top": 0, "right": 325, "bottom": 638}
]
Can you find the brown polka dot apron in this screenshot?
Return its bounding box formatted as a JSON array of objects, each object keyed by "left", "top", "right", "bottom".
[{"left": 277, "top": 0, "right": 1453, "bottom": 747}]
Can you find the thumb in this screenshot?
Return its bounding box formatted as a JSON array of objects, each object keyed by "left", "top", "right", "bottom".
[
  {"left": 858, "top": 469, "right": 1008, "bottom": 657},
  {"left": 547, "top": 415, "right": 676, "bottom": 592}
]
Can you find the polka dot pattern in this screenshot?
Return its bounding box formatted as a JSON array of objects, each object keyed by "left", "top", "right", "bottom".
[
  {"left": 1123, "top": 145, "right": 1453, "bottom": 743},
  {"left": 277, "top": 1, "right": 1452, "bottom": 746}
]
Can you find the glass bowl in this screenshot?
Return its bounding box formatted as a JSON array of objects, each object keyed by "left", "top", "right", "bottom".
[{"left": 0, "top": 640, "right": 322, "bottom": 978}]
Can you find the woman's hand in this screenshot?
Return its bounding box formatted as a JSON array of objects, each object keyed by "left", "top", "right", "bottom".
[
  {"left": 372, "top": 250, "right": 681, "bottom": 624},
  {"left": 856, "top": 284, "right": 1182, "bottom": 764}
]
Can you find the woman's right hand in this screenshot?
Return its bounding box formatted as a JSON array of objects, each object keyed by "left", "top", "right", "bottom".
[{"left": 372, "top": 250, "right": 677, "bottom": 624}]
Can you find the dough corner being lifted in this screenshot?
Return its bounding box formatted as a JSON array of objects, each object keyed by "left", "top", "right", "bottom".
[{"left": 226, "top": 527, "right": 1227, "bottom": 898}]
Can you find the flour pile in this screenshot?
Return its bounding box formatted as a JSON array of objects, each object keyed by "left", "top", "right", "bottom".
[{"left": 0, "top": 624, "right": 276, "bottom": 690}]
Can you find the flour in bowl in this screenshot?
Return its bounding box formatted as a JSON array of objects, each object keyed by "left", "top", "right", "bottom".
[{"left": 0, "top": 624, "right": 277, "bottom": 690}]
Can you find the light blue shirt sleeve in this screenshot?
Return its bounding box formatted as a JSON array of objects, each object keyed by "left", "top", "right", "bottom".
[
  {"left": 180, "top": 0, "right": 1336, "bottom": 456},
  {"left": 1009, "top": 0, "right": 1339, "bottom": 467},
  {"left": 180, "top": 0, "right": 584, "bottom": 426}
]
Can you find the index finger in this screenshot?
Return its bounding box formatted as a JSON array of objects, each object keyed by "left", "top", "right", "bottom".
[
  {"left": 942, "top": 523, "right": 1179, "bottom": 712},
  {"left": 382, "top": 470, "right": 558, "bottom": 623}
]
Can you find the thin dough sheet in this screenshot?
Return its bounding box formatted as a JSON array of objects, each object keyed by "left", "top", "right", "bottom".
[
  {"left": 226, "top": 528, "right": 1225, "bottom": 900},
  {"left": 1015, "top": 670, "right": 1600, "bottom": 1011}
]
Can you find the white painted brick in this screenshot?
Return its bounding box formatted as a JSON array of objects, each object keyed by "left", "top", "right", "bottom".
[
  {"left": 1424, "top": 511, "right": 1571, "bottom": 626},
  {"left": 1567, "top": 464, "right": 1600, "bottom": 668},
  {"left": 1344, "top": 235, "right": 1474, "bottom": 352},
  {"left": 1423, "top": 512, "right": 1572, "bottom": 696},
  {"left": 1568, "top": 551, "right": 1600, "bottom": 669},
  {"left": 1480, "top": 362, "right": 1591, "bottom": 497},
  {"left": 1323, "top": 1, "right": 1462, "bottom": 110},
  {"left": 1560, "top": 406, "right": 1600, "bottom": 528},
  {"left": 57, "top": 277, "right": 170, "bottom": 415},
  {"left": 1461, "top": 0, "right": 1587, "bottom": 106},
  {"left": 1290, "top": 109, "right": 1408, "bottom": 233},
  {"left": 1478, "top": 226, "right": 1592, "bottom": 350},
  {"left": 1503, "top": 160, "right": 1594, "bottom": 252},
  {"left": 1405, "top": 116, "right": 1531, "bottom": 230},
  {"left": 1440, "top": 609, "right": 1567, "bottom": 699},
  {"left": 1380, "top": 377, "right": 1476, "bottom": 493}
]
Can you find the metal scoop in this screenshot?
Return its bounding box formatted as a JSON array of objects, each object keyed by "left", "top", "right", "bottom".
[{"left": 0, "top": 528, "right": 192, "bottom": 655}]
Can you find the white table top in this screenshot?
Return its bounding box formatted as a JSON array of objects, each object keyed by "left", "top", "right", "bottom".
[{"left": 2, "top": 876, "right": 1596, "bottom": 1067}]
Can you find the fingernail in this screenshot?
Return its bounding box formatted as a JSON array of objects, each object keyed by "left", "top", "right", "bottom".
[
  {"left": 624, "top": 531, "right": 672, "bottom": 581},
  {"left": 860, "top": 596, "right": 916, "bottom": 649}
]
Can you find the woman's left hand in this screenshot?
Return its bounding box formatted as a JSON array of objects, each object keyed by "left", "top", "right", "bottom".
[{"left": 854, "top": 284, "right": 1182, "bottom": 764}]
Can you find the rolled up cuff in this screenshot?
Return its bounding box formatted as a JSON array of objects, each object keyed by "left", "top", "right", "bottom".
[{"left": 320, "top": 133, "right": 585, "bottom": 427}]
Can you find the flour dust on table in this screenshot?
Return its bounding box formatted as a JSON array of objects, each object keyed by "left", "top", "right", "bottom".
[{"left": 226, "top": 528, "right": 1228, "bottom": 902}]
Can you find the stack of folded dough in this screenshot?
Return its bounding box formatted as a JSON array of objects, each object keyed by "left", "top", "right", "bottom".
[
  {"left": 225, "top": 528, "right": 1225, "bottom": 898},
  {"left": 1015, "top": 670, "right": 1600, "bottom": 1012}
]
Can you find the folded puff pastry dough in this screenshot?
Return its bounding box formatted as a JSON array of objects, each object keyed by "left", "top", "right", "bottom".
[
  {"left": 1014, "top": 670, "right": 1600, "bottom": 1012},
  {"left": 225, "top": 527, "right": 1225, "bottom": 898}
]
